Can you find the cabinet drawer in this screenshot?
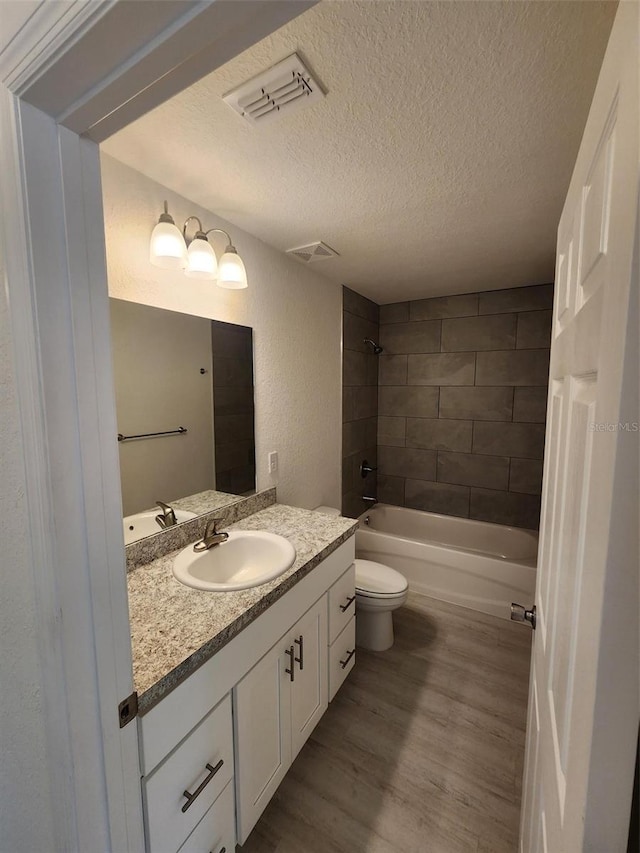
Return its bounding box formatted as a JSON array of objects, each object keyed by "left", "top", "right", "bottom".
[
  {"left": 328, "top": 563, "right": 356, "bottom": 643},
  {"left": 329, "top": 617, "right": 356, "bottom": 701},
  {"left": 178, "top": 780, "right": 235, "bottom": 853},
  {"left": 144, "top": 694, "right": 233, "bottom": 853}
]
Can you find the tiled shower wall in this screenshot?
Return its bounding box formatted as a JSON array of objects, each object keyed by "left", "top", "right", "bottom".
[
  {"left": 376, "top": 284, "right": 553, "bottom": 529},
  {"left": 342, "top": 287, "right": 379, "bottom": 519}
]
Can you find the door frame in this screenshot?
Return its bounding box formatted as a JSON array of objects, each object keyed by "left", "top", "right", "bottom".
[{"left": 0, "top": 2, "right": 314, "bottom": 849}]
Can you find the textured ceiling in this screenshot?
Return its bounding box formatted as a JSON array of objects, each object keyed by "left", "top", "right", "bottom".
[{"left": 102, "top": 0, "right": 617, "bottom": 303}]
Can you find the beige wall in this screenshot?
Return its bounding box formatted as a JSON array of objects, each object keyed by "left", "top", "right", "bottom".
[{"left": 101, "top": 154, "right": 342, "bottom": 510}]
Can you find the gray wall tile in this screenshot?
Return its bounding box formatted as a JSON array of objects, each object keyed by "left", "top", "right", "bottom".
[
  {"left": 343, "top": 349, "right": 368, "bottom": 386},
  {"left": 378, "top": 416, "right": 406, "bottom": 447},
  {"left": 342, "top": 387, "right": 354, "bottom": 423},
  {"left": 378, "top": 354, "right": 408, "bottom": 386},
  {"left": 379, "top": 385, "right": 439, "bottom": 418},
  {"left": 343, "top": 310, "right": 380, "bottom": 354},
  {"left": 516, "top": 309, "right": 552, "bottom": 349},
  {"left": 378, "top": 474, "right": 405, "bottom": 505},
  {"left": 342, "top": 491, "right": 365, "bottom": 520},
  {"left": 470, "top": 488, "right": 541, "bottom": 529},
  {"left": 379, "top": 446, "right": 437, "bottom": 480},
  {"left": 409, "top": 293, "right": 479, "bottom": 321},
  {"left": 407, "top": 352, "right": 475, "bottom": 386},
  {"left": 475, "top": 349, "right": 550, "bottom": 386},
  {"left": 439, "top": 386, "right": 513, "bottom": 421},
  {"left": 513, "top": 387, "right": 548, "bottom": 423},
  {"left": 438, "top": 451, "right": 510, "bottom": 490},
  {"left": 379, "top": 302, "right": 409, "bottom": 324},
  {"left": 473, "top": 422, "right": 545, "bottom": 459},
  {"left": 478, "top": 284, "right": 553, "bottom": 315},
  {"left": 351, "top": 385, "right": 378, "bottom": 420},
  {"left": 406, "top": 418, "right": 472, "bottom": 452},
  {"left": 379, "top": 320, "right": 441, "bottom": 354},
  {"left": 510, "top": 458, "right": 544, "bottom": 495},
  {"left": 441, "top": 314, "right": 516, "bottom": 352},
  {"left": 343, "top": 286, "right": 379, "bottom": 323},
  {"left": 405, "top": 479, "right": 470, "bottom": 516}
]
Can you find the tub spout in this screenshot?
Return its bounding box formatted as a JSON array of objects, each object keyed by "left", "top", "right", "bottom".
[{"left": 362, "top": 496, "right": 378, "bottom": 506}]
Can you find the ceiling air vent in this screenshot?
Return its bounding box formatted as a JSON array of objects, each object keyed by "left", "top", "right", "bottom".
[
  {"left": 286, "top": 242, "right": 339, "bottom": 264},
  {"left": 223, "top": 53, "right": 324, "bottom": 126}
]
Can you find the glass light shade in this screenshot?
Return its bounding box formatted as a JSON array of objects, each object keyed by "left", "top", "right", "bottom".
[
  {"left": 185, "top": 236, "right": 218, "bottom": 279},
  {"left": 217, "top": 250, "right": 248, "bottom": 289},
  {"left": 149, "top": 220, "right": 186, "bottom": 269}
]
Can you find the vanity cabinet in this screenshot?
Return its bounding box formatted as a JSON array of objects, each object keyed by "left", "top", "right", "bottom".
[
  {"left": 137, "top": 538, "right": 356, "bottom": 853},
  {"left": 234, "top": 597, "right": 328, "bottom": 843},
  {"left": 143, "top": 694, "right": 234, "bottom": 853}
]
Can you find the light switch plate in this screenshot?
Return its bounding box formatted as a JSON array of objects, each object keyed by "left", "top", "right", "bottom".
[{"left": 268, "top": 451, "right": 278, "bottom": 474}]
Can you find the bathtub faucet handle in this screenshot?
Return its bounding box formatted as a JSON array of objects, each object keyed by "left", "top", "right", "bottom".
[{"left": 360, "top": 459, "right": 378, "bottom": 478}]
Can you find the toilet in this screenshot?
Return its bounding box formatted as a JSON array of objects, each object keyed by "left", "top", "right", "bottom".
[{"left": 314, "top": 507, "right": 409, "bottom": 652}]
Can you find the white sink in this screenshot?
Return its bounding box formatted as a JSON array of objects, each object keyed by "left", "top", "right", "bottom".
[
  {"left": 172, "top": 530, "right": 296, "bottom": 592},
  {"left": 123, "top": 509, "right": 197, "bottom": 546}
]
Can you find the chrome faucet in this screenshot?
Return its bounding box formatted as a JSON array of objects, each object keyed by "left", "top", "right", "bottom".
[
  {"left": 193, "top": 518, "right": 229, "bottom": 551},
  {"left": 155, "top": 500, "right": 177, "bottom": 529},
  {"left": 362, "top": 496, "right": 378, "bottom": 506}
]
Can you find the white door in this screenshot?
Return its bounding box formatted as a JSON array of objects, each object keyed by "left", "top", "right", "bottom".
[
  {"left": 234, "top": 636, "right": 292, "bottom": 845},
  {"left": 290, "top": 597, "right": 329, "bottom": 760},
  {"left": 519, "top": 4, "right": 639, "bottom": 852}
]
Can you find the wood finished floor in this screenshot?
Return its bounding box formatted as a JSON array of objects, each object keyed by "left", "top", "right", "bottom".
[{"left": 240, "top": 593, "right": 532, "bottom": 853}]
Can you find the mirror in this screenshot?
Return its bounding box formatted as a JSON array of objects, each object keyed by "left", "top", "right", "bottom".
[{"left": 110, "top": 299, "right": 256, "bottom": 535}]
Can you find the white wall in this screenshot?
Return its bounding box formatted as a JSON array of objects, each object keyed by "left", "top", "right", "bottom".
[
  {"left": 101, "top": 154, "right": 342, "bottom": 510},
  {"left": 0, "top": 260, "right": 56, "bottom": 849}
]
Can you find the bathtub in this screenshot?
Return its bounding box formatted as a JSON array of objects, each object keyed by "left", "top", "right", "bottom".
[{"left": 355, "top": 504, "right": 538, "bottom": 621}]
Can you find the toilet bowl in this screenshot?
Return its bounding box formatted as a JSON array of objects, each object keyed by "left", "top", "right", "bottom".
[
  {"left": 354, "top": 559, "right": 408, "bottom": 652},
  {"left": 313, "top": 506, "right": 409, "bottom": 652}
]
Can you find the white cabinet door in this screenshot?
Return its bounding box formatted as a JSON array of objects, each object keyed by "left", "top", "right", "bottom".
[
  {"left": 289, "top": 597, "right": 328, "bottom": 760},
  {"left": 234, "top": 636, "right": 292, "bottom": 845}
]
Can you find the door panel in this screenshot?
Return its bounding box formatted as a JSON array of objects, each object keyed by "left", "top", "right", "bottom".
[
  {"left": 519, "top": 4, "right": 639, "bottom": 850},
  {"left": 290, "top": 598, "right": 328, "bottom": 760},
  {"left": 234, "top": 638, "right": 292, "bottom": 845}
]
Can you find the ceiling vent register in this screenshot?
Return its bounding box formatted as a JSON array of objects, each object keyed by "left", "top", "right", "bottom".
[
  {"left": 286, "top": 242, "right": 339, "bottom": 264},
  {"left": 223, "top": 53, "right": 324, "bottom": 125}
]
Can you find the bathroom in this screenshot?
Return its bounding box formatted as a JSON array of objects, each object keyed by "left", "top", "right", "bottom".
[{"left": 1, "top": 2, "right": 638, "bottom": 853}]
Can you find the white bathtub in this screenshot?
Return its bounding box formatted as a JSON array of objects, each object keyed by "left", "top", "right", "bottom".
[{"left": 355, "top": 504, "right": 538, "bottom": 620}]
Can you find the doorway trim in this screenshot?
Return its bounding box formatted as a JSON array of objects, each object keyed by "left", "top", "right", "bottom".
[{"left": 0, "top": 2, "right": 315, "bottom": 848}]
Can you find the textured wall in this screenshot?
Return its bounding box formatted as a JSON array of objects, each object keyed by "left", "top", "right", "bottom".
[
  {"left": 101, "top": 155, "right": 342, "bottom": 510},
  {"left": 0, "top": 269, "right": 56, "bottom": 848},
  {"left": 341, "top": 287, "right": 379, "bottom": 518},
  {"left": 377, "top": 285, "right": 553, "bottom": 529}
]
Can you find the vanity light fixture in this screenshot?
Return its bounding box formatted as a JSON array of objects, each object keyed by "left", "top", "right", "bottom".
[{"left": 150, "top": 202, "right": 248, "bottom": 289}]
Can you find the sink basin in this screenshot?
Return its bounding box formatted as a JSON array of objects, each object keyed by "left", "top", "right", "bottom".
[
  {"left": 123, "top": 509, "right": 197, "bottom": 546},
  {"left": 172, "top": 530, "right": 296, "bottom": 592}
]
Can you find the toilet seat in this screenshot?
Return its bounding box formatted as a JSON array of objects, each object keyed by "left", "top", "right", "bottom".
[{"left": 354, "top": 559, "right": 408, "bottom": 598}]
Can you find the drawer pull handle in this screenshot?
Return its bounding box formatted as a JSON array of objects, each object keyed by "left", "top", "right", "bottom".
[
  {"left": 181, "top": 759, "right": 224, "bottom": 812},
  {"left": 340, "top": 595, "right": 356, "bottom": 613},
  {"left": 285, "top": 645, "right": 295, "bottom": 682},
  {"left": 340, "top": 649, "right": 356, "bottom": 669},
  {"left": 294, "top": 635, "right": 304, "bottom": 671}
]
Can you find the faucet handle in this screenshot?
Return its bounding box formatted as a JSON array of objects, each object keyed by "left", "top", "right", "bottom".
[{"left": 204, "top": 517, "right": 225, "bottom": 536}]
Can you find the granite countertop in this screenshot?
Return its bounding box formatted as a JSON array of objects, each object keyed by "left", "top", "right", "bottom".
[{"left": 127, "top": 504, "right": 358, "bottom": 713}]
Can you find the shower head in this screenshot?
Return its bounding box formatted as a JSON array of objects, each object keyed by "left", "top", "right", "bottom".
[{"left": 364, "top": 338, "right": 383, "bottom": 355}]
